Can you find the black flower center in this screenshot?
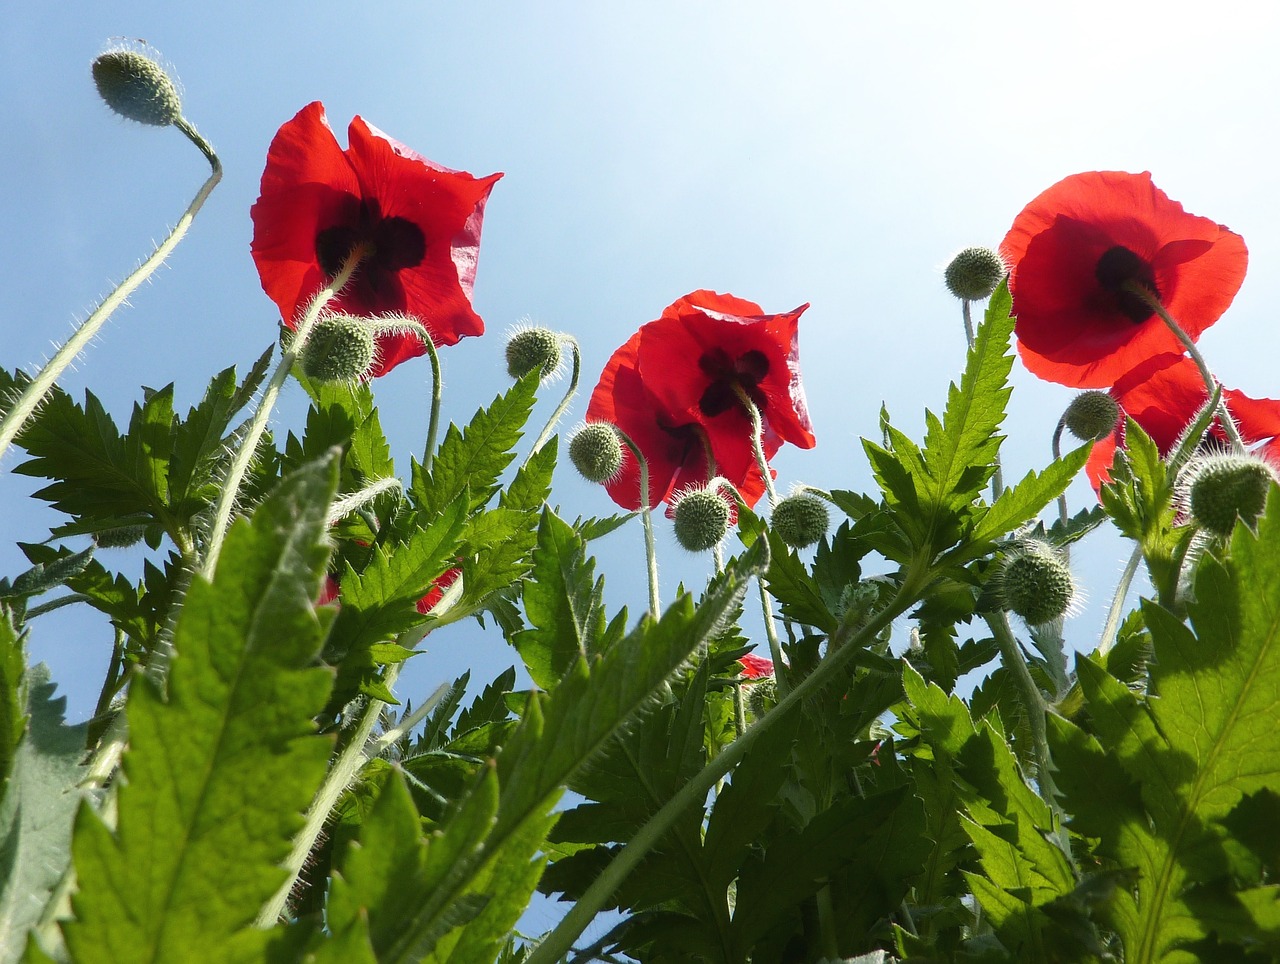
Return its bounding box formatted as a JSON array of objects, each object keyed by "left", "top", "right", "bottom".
[
  {"left": 1095, "top": 246, "right": 1159, "bottom": 324},
  {"left": 697, "top": 348, "right": 770, "bottom": 418},
  {"left": 315, "top": 199, "right": 426, "bottom": 289}
]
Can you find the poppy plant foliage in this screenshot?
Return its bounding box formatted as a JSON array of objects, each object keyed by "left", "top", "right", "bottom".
[
  {"left": 1085, "top": 353, "right": 1280, "bottom": 491},
  {"left": 1001, "top": 171, "right": 1247, "bottom": 388},
  {"left": 585, "top": 290, "right": 815, "bottom": 510},
  {"left": 250, "top": 101, "right": 502, "bottom": 377}
]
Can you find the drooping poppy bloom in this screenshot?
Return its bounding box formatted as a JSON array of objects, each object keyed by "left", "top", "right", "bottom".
[
  {"left": 585, "top": 291, "right": 815, "bottom": 510},
  {"left": 1002, "top": 171, "right": 1247, "bottom": 388},
  {"left": 738, "top": 652, "right": 774, "bottom": 680},
  {"left": 251, "top": 102, "right": 502, "bottom": 377},
  {"left": 1086, "top": 353, "right": 1280, "bottom": 492}
]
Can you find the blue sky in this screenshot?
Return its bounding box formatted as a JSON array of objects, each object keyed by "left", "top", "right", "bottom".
[{"left": 4, "top": 1, "right": 1279, "bottom": 793}]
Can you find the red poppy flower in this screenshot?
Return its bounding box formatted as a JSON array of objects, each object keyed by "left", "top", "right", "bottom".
[
  {"left": 585, "top": 291, "right": 815, "bottom": 510},
  {"left": 1002, "top": 171, "right": 1247, "bottom": 388},
  {"left": 738, "top": 652, "right": 774, "bottom": 680},
  {"left": 1086, "top": 353, "right": 1280, "bottom": 491},
  {"left": 250, "top": 102, "right": 502, "bottom": 376}
]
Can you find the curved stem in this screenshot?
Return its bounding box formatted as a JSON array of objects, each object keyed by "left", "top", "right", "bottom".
[
  {"left": 983, "top": 609, "right": 1069, "bottom": 854},
  {"left": 1125, "top": 283, "right": 1244, "bottom": 451},
  {"left": 759, "top": 579, "right": 789, "bottom": 699},
  {"left": 961, "top": 299, "right": 976, "bottom": 349},
  {"left": 1051, "top": 416, "right": 1070, "bottom": 557},
  {"left": 23, "top": 593, "right": 89, "bottom": 619},
  {"left": 527, "top": 335, "right": 580, "bottom": 459},
  {"left": 256, "top": 665, "right": 404, "bottom": 926},
  {"left": 732, "top": 386, "right": 777, "bottom": 507},
  {"left": 326, "top": 477, "right": 403, "bottom": 527},
  {"left": 525, "top": 565, "right": 931, "bottom": 964},
  {"left": 200, "top": 247, "right": 367, "bottom": 580},
  {"left": 960, "top": 300, "right": 1004, "bottom": 499},
  {"left": 423, "top": 336, "right": 443, "bottom": 473},
  {"left": 614, "top": 428, "right": 660, "bottom": 615},
  {"left": 0, "top": 121, "right": 221, "bottom": 465},
  {"left": 1098, "top": 542, "right": 1143, "bottom": 658}
]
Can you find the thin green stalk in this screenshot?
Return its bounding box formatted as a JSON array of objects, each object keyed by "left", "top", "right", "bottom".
[
  {"left": 326, "top": 477, "right": 403, "bottom": 527},
  {"left": 1051, "top": 417, "right": 1070, "bottom": 550},
  {"left": 959, "top": 300, "right": 1005, "bottom": 498},
  {"left": 961, "top": 299, "right": 976, "bottom": 349},
  {"left": 614, "top": 428, "right": 660, "bottom": 615},
  {"left": 983, "top": 609, "right": 1070, "bottom": 856},
  {"left": 732, "top": 386, "right": 778, "bottom": 508},
  {"left": 1098, "top": 542, "right": 1143, "bottom": 657},
  {"left": 201, "top": 246, "right": 367, "bottom": 580},
  {"left": 23, "top": 593, "right": 89, "bottom": 620},
  {"left": 527, "top": 335, "right": 581, "bottom": 458},
  {"left": 1126, "top": 283, "right": 1244, "bottom": 451},
  {"left": 0, "top": 119, "right": 221, "bottom": 465},
  {"left": 759, "top": 579, "right": 789, "bottom": 699},
  {"left": 525, "top": 564, "right": 931, "bottom": 964},
  {"left": 256, "top": 666, "right": 405, "bottom": 926},
  {"left": 420, "top": 328, "right": 443, "bottom": 472}
]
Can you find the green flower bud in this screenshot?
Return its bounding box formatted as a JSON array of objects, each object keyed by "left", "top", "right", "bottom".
[
  {"left": 1187, "top": 453, "right": 1277, "bottom": 538},
  {"left": 771, "top": 491, "right": 829, "bottom": 548},
  {"left": 301, "top": 315, "right": 376, "bottom": 383},
  {"left": 91, "top": 47, "right": 182, "bottom": 127},
  {"left": 568, "top": 423, "right": 623, "bottom": 483},
  {"left": 997, "top": 541, "right": 1074, "bottom": 625},
  {"left": 944, "top": 246, "right": 1005, "bottom": 301},
  {"left": 92, "top": 524, "right": 148, "bottom": 549},
  {"left": 746, "top": 677, "right": 777, "bottom": 719},
  {"left": 672, "top": 487, "right": 732, "bottom": 552},
  {"left": 1064, "top": 390, "right": 1121, "bottom": 442},
  {"left": 505, "top": 327, "right": 562, "bottom": 380}
]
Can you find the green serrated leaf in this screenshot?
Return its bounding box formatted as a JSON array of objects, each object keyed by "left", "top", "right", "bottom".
[
  {"left": 327, "top": 497, "right": 468, "bottom": 707},
  {"left": 512, "top": 510, "right": 605, "bottom": 690},
  {"left": 60, "top": 458, "right": 339, "bottom": 964},
  {"left": 502, "top": 440, "right": 556, "bottom": 513},
  {"left": 413, "top": 374, "right": 539, "bottom": 517},
  {"left": 391, "top": 543, "right": 767, "bottom": 962},
  {"left": 0, "top": 665, "right": 90, "bottom": 960},
  {"left": 963, "top": 443, "right": 1091, "bottom": 556},
  {"left": 1052, "top": 495, "right": 1280, "bottom": 962}
]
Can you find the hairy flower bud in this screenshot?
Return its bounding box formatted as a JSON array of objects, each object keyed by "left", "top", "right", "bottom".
[
  {"left": 92, "top": 524, "right": 148, "bottom": 549},
  {"left": 1064, "top": 390, "right": 1121, "bottom": 442},
  {"left": 997, "top": 541, "right": 1075, "bottom": 625},
  {"left": 1187, "top": 453, "right": 1277, "bottom": 538},
  {"left": 771, "top": 491, "right": 829, "bottom": 548},
  {"left": 746, "top": 677, "right": 777, "bottom": 719},
  {"left": 671, "top": 487, "right": 732, "bottom": 552},
  {"left": 568, "top": 423, "right": 623, "bottom": 483},
  {"left": 505, "top": 327, "right": 562, "bottom": 380},
  {"left": 301, "top": 315, "right": 376, "bottom": 383},
  {"left": 91, "top": 47, "right": 182, "bottom": 127},
  {"left": 944, "top": 246, "right": 1005, "bottom": 301}
]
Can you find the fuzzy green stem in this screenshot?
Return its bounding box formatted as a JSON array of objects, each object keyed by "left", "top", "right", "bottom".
[
  {"left": 614, "top": 428, "right": 661, "bottom": 615},
  {"left": 23, "top": 593, "right": 90, "bottom": 620},
  {"left": 815, "top": 885, "right": 840, "bottom": 959},
  {"left": 733, "top": 386, "right": 778, "bottom": 507},
  {"left": 961, "top": 299, "right": 976, "bottom": 349},
  {"left": 201, "top": 247, "right": 367, "bottom": 580},
  {"left": 1125, "top": 283, "right": 1244, "bottom": 451},
  {"left": 0, "top": 122, "right": 221, "bottom": 465},
  {"left": 1098, "top": 543, "right": 1143, "bottom": 657},
  {"left": 983, "top": 610, "right": 1069, "bottom": 852},
  {"left": 327, "top": 477, "right": 403, "bottom": 527},
  {"left": 421, "top": 329, "right": 443, "bottom": 472},
  {"left": 527, "top": 335, "right": 581, "bottom": 459},
  {"left": 1050, "top": 417, "right": 1071, "bottom": 549},
  {"left": 524, "top": 565, "right": 931, "bottom": 964},
  {"left": 256, "top": 665, "right": 405, "bottom": 926},
  {"left": 759, "top": 579, "right": 789, "bottom": 699}
]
